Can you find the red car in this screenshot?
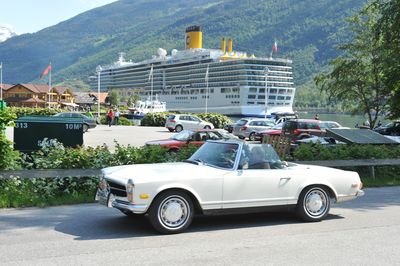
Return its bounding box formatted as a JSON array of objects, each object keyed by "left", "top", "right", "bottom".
[
  {"left": 255, "top": 123, "right": 284, "bottom": 141},
  {"left": 145, "top": 129, "right": 229, "bottom": 151}
]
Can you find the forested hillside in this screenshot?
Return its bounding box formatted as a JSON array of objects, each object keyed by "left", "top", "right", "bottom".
[{"left": 0, "top": 0, "right": 366, "bottom": 94}]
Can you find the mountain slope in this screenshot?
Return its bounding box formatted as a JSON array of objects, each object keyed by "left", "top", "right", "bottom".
[
  {"left": 0, "top": 0, "right": 366, "bottom": 87},
  {"left": 0, "top": 26, "right": 17, "bottom": 43}
]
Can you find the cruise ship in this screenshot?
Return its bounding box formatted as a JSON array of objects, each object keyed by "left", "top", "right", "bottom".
[{"left": 91, "top": 26, "right": 296, "bottom": 117}]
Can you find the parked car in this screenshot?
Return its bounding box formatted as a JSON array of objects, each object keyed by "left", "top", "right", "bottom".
[
  {"left": 165, "top": 114, "right": 214, "bottom": 132},
  {"left": 232, "top": 118, "right": 275, "bottom": 140},
  {"left": 146, "top": 129, "right": 230, "bottom": 151},
  {"left": 319, "top": 121, "right": 348, "bottom": 130},
  {"left": 373, "top": 121, "right": 400, "bottom": 136},
  {"left": 53, "top": 112, "right": 97, "bottom": 132},
  {"left": 96, "top": 140, "right": 364, "bottom": 234},
  {"left": 255, "top": 122, "right": 284, "bottom": 142},
  {"left": 223, "top": 123, "right": 234, "bottom": 133},
  {"left": 282, "top": 119, "right": 324, "bottom": 141},
  {"left": 293, "top": 136, "right": 346, "bottom": 146},
  {"left": 271, "top": 112, "right": 298, "bottom": 124}
]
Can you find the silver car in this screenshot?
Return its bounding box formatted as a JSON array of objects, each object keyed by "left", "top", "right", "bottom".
[
  {"left": 232, "top": 118, "right": 275, "bottom": 140},
  {"left": 165, "top": 114, "right": 214, "bottom": 132}
]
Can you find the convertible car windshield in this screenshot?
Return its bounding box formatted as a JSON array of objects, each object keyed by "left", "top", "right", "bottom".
[
  {"left": 189, "top": 142, "right": 239, "bottom": 169},
  {"left": 188, "top": 141, "right": 283, "bottom": 170}
]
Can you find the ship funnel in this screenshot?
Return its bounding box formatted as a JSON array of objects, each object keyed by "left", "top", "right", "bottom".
[
  {"left": 228, "top": 37, "right": 233, "bottom": 53},
  {"left": 221, "top": 37, "right": 226, "bottom": 53},
  {"left": 185, "top": 25, "right": 202, "bottom": 49}
]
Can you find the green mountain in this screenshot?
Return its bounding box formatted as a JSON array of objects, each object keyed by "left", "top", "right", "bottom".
[{"left": 0, "top": 0, "right": 366, "bottom": 90}]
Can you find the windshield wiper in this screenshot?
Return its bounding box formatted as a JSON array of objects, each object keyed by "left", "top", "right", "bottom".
[{"left": 184, "top": 159, "right": 200, "bottom": 165}]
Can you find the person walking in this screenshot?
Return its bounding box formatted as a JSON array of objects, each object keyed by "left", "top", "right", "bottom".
[
  {"left": 106, "top": 109, "right": 114, "bottom": 127},
  {"left": 114, "top": 109, "right": 120, "bottom": 125}
]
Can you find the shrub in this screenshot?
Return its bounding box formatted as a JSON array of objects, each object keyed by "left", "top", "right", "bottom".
[
  {"left": 292, "top": 143, "right": 400, "bottom": 161},
  {"left": 100, "top": 116, "right": 134, "bottom": 126},
  {"left": 140, "top": 112, "right": 170, "bottom": 127},
  {"left": 9, "top": 107, "right": 62, "bottom": 118},
  {"left": 197, "top": 113, "right": 233, "bottom": 129}
]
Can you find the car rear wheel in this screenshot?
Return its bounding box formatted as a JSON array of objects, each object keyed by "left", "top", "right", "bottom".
[
  {"left": 249, "top": 132, "right": 256, "bottom": 141},
  {"left": 148, "top": 190, "right": 194, "bottom": 234},
  {"left": 175, "top": 125, "right": 183, "bottom": 132},
  {"left": 296, "top": 186, "right": 330, "bottom": 222},
  {"left": 204, "top": 125, "right": 211, "bottom": 129}
]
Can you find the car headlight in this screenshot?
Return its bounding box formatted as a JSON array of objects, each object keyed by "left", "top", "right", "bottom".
[
  {"left": 98, "top": 177, "right": 108, "bottom": 191},
  {"left": 126, "top": 179, "right": 134, "bottom": 202}
]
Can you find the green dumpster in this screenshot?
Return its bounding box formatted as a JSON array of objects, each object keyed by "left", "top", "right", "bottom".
[{"left": 14, "top": 116, "right": 84, "bottom": 153}]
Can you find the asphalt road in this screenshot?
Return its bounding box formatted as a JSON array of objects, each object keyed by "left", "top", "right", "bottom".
[{"left": 1, "top": 186, "right": 399, "bottom": 266}]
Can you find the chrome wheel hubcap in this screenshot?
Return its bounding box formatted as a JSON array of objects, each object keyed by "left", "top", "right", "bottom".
[
  {"left": 158, "top": 196, "right": 189, "bottom": 229},
  {"left": 304, "top": 189, "right": 328, "bottom": 217}
]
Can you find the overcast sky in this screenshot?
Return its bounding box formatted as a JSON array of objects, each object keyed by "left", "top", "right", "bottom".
[{"left": 0, "top": 0, "right": 118, "bottom": 34}]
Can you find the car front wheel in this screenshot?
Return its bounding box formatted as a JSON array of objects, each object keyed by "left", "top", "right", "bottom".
[
  {"left": 148, "top": 190, "right": 194, "bottom": 234},
  {"left": 249, "top": 132, "right": 256, "bottom": 141},
  {"left": 204, "top": 125, "right": 211, "bottom": 129},
  {"left": 296, "top": 186, "right": 330, "bottom": 222}
]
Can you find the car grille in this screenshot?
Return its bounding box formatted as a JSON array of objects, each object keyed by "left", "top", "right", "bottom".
[{"left": 107, "top": 180, "right": 127, "bottom": 197}]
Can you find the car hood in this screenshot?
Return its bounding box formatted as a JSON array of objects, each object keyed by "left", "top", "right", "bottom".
[
  {"left": 102, "top": 162, "right": 221, "bottom": 185},
  {"left": 146, "top": 139, "right": 182, "bottom": 145}
]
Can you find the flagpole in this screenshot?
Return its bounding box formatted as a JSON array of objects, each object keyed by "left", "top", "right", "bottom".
[
  {"left": 0, "top": 62, "right": 3, "bottom": 101},
  {"left": 48, "top": 62, "right": 52, "bottom": 108},
  {"left": 264, "top": 67, "right": 269, "bottom": 119}
]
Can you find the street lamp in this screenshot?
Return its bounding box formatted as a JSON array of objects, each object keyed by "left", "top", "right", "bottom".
[
  {"left": 96, "top": 65, "right": 102, "bottom": 121},
  {"left": 264, "top": 67, "right": 269, "bottom": 119}
]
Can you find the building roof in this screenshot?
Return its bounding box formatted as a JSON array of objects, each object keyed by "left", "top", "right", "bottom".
[
  {"left": 16, "top": 84, "right": 52, "bottom": 93},
  {"left": 74, "top": 91, "right": 108, "bottom": 104},
  {"left": 74, "top": 92, "right": 97, "bottom": 104},
  {"left": 0, "top": 84, "right": 14, "bottom": 90},
  {"left": 53, "top": 86, "right": 72, "bottom": 94}
]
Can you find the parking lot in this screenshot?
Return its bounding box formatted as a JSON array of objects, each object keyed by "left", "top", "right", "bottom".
[{"left": 6, "top": 125, "right": 174, "bottom": 150}]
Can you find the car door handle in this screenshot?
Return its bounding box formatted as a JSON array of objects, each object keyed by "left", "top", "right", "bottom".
[{"left": 280, "top": 177, "right": 291, "bottom": 180}]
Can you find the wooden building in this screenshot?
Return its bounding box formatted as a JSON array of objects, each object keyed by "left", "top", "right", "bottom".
[{"left": 3, "top": 84, "right": 75, "bottom": 108}]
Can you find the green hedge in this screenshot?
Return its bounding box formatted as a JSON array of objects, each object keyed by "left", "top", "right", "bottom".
[
  {"left": 9, "top": 107, "right": 62, "bottom": 118},
  {"left": 292, "top": 143, "right": 400, "bottom": 161},
  {"left": 100, "top": 116, "right": 134, "bottom": 126},
  {"left": 0, "top": 141, "right": 199, "bottom": 208},
  {"left": 140, "top": 112, "right": 170, "bottom": 127}
]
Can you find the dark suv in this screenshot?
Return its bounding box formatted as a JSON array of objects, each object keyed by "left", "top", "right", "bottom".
[
  {"left": 282, "top": 119, "right": 324, "bottom": 141},
  {"left": 374, "top": 121, "right": 400, "bottom": 136}
]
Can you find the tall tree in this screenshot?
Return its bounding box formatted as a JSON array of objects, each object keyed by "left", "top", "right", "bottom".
[
  {"left": 374, "top": 0, "right": 400, "bottom": 118},
  {"left": 314, "top": 4, "right": 389, "bottom": 128}
]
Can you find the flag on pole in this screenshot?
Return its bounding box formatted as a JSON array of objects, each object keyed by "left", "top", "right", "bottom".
[
  {"left": 148, "top": 65, "right": 153, "bottom": 81},
  {"left": 40, "top": 63, "right": 52, "bottom": 79},
  {"left": 272, "top": 40, "right": 278, "bottom": 54}
]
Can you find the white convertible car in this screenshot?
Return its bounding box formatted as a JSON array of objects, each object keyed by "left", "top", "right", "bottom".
[{"left": 96, "top": 140, "right": 364, "bottom": 234}]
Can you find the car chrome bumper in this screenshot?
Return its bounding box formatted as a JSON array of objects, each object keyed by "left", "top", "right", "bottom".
[
  {"left": 356, "top": 189, "right": 365, "bottom": 197},
  {"left": 337, "top": 189, "right": 365, "bottom": 203},
  {"left": 95, "top": 189, "right": 148, "bottom": 214}
]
